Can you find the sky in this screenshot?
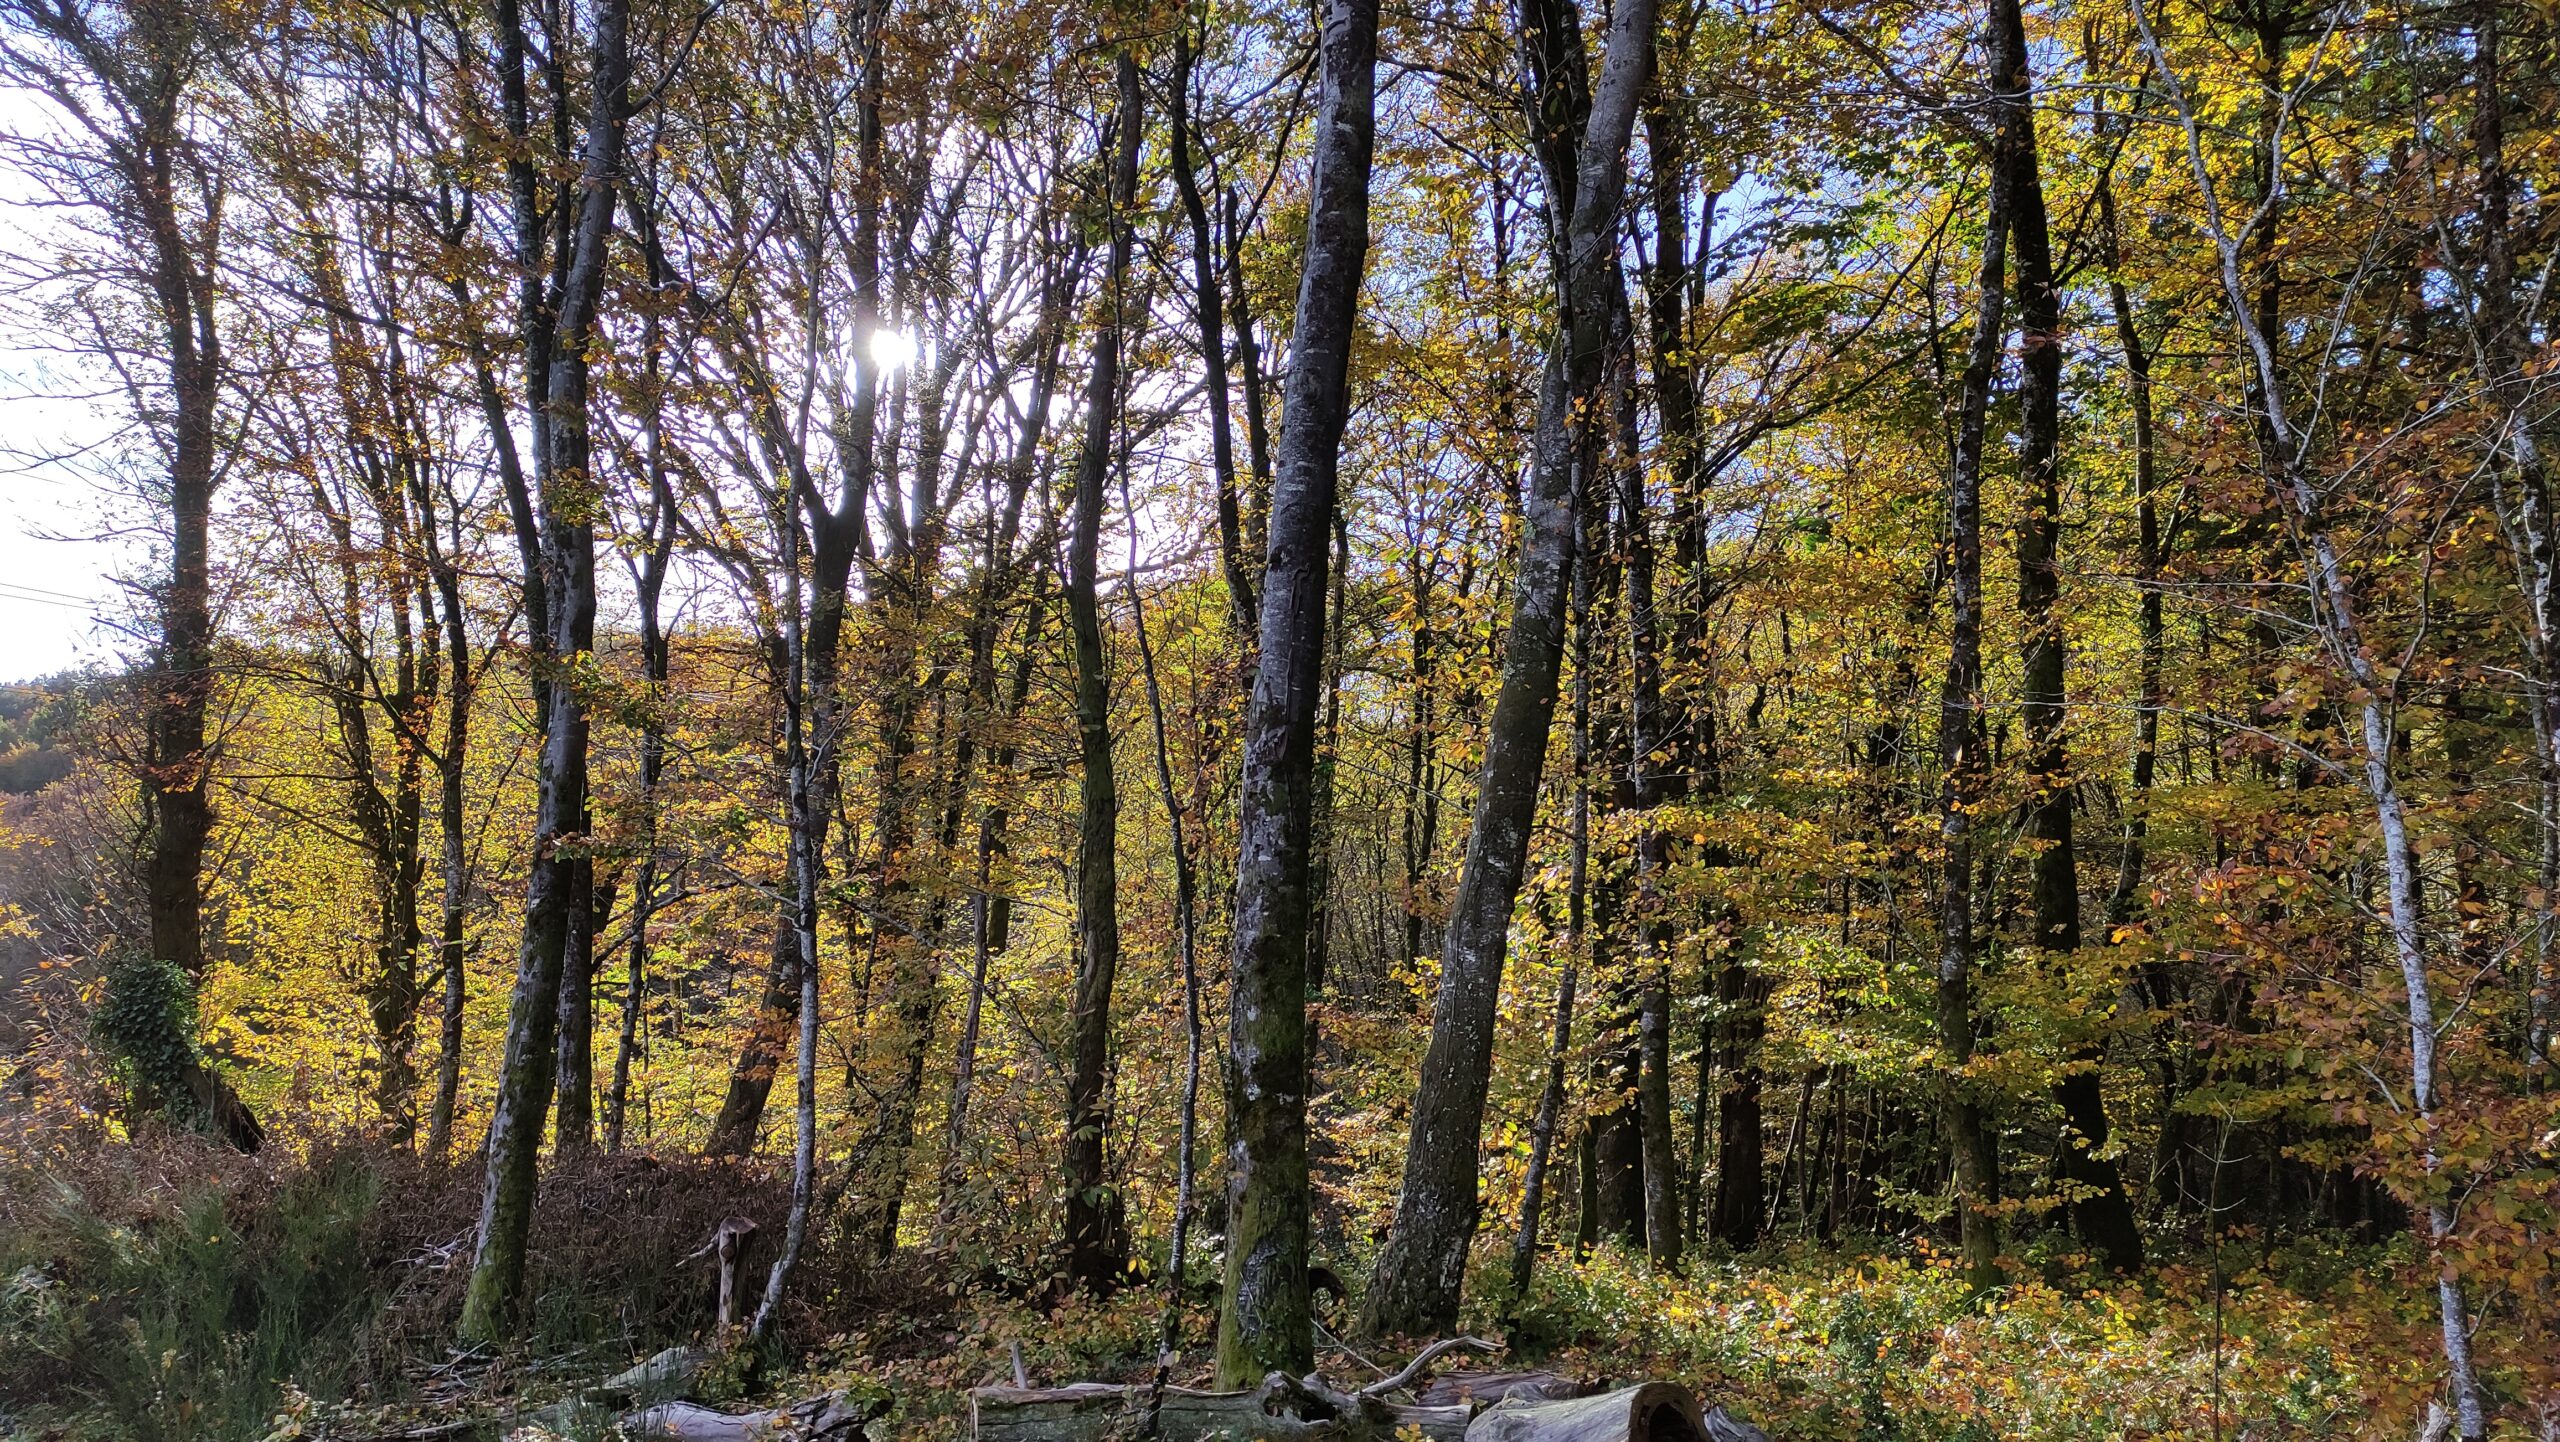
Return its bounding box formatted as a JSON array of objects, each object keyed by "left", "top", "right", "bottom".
[
  {"left": 0, "top": 80, "right": 133, "bottom": 686},
  {"left": 0, "top": 78, "right": 147, "bottom": 687},
  {"left": 0, "top": 396, "right": 128, "bottom": 686},
  {"left": 0, "top": 335, "right": 134, "bottom": 686}
]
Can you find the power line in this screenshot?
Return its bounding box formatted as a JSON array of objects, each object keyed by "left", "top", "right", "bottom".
[{"left": 0, "top": 584, "right": 94, "bottom": 610}]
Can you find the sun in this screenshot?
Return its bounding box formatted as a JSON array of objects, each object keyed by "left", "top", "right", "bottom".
[{"left": 869, "top": 327, "right": 919, "bottom": 375}]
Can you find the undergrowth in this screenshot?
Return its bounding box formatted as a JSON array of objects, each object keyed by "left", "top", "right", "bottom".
[
  {"left": 0, "top": 1130, "right": 805, "bottom": 1441},
  {"left": 0, "top": 1132, "right": 2532, "bottom": 1441}
]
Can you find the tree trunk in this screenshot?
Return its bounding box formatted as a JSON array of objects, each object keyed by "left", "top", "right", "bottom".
[
  {"left": 2131, "top": 6, "right": 2485, "bottom": 1425},
  {"left": 1707, "top": 943, "right": 1764, "bottom": 1249},
  {"left": 1931, "top": 0, "right": 2022, "bottom": 1297},
  {"left": 857, "top": 287, "right": 974, "bottom": 1257},
  {"left": 424, "top": 492, "right": 475, "bottom": 1164},
  {"left": 1306, "top": 513, "right": 1352, "bottom": 998},
  {"left": 605, "top": 392, "right": 673, "bottom": 1155},
  {"left": 1400, "top": 552, "right": 1441, "bottom": 973},
  {"left": 1225, "top": 183, "right": 1275, "bottom": 568},
  {"left": 1218, "top": 0, "right": 1376, "bottom": 1380},
  {"left": 86, "top": 0, "right": 264, "bottom": 1153},
  {"left": 703, "top": 913, "right": 802, "bottom": 1157},
  {"left": 457, "top": 0, "right": 632, "bottom": 1339},
  {"left": 1170, "top": 24, "right": 1256, "bottom": 639},
  {"left": 2466, "top": 8, "right": 2560, "bottom": 1088},
  {"left": 1364, "top": 0, "right": 1655, "bottom": 1338},
  {"left": 1581, "top": 474, "right": 1642, "bottom": 1252},
  {"left": 1509, "top": 471, "right": 1605, "bottom": 1301},
  {"left": 1615, "top": 315, "right": 1682, "bottom": 1271},
  {"left": 1064, "top": 49, "right": 1143, "bottom": 1290},
  {"left": 1124, "top": 461, "right": 1211, "bottom": 1405},
  {"left": 554, "top": 871, "right": 611, "bottom": 1155},
  {"left": 937, "top": 254, "right": 1069, "bottom": 1234},
  {"left": 2000, "top": 2, "right": 2139, "bottom": 1271}
]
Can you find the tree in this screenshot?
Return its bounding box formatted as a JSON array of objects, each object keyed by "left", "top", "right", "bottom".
[
  {"left": 0, "top": 0, "right": 260, "bottom": 1151},
  {"left": 1998, "top": 0, "right": 2139, "bottom": 1271},
  {"left": 1931, "top": 0, "right": 2025, "bottom": 1296},
  {"left": 457, "top": 0, "right": 636, "bottom": 1341},
  {"left": 1218, "top": 0, "right": 1377, "bottom": 1382},
  {"left": 1063, "top": 46, "right": 1141, "bottom": 1290},
  {"left": 1363, "top": 0, "right": 1656, "bottom": 1338}
]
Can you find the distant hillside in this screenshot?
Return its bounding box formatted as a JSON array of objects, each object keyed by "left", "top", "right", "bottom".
[{"left": 0, "top": 674, "right": 84, "bottom": 795}]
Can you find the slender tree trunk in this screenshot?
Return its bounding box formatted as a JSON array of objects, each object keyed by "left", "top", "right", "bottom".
[
  {"left": 751, "top": 534, "right": 829, "bottom": 1343},
  {"left": 1400, "top": 553, "right": 1440, "bottom": 973},
  {"left": 2001, "top": 6, "right": 2139, "bottom": 1271},
  {"left": 2094, "top": 170, "right": 2185, "bottom": 1214},
  {"left": 1225, "top": 183, "right": 1274, "bottom": 568},
  {"left": 705, "top": 912, "right": 802, "bottom": 1156},
  {"left": 1219, "top": 0, "right": 1378, "bottom": 1379},
  {"left": 860, "top": 319, "right": 972, "bottom": 1258},
  {"left": 2130, "top": 3, "right": 2485, "bottom": 1421},
  {"left": 553, "top": 868, "right": 606, "bottom": 1155},
  {"left": 1934, "top": 0, "right": 2022, "bottom": 1296},
  {"left": 1614, "top": 312, "right": 1682, "bottom": 1271},
  {"left": 1123, "top": 464, "right": 1210, "bottom": 1407},
  {"left": 937, "top": 243, "right": 1071, "bottom": 1234},
  {"left": 80, "top": 0, "right": 265, "bottom": 1153},
  {"left": 1508, "top": 953, "right": 1581, "bottom": 1301},
  {"left": 421, "top": 468, "right": 474, "bottom": 1161},
  {"left": 1708, "top": 936, "right": 1764, "bottom": 1248},
  {"left": 1510, "top": 494, "right": 1603, "bottom": 1298},
  {"left": 1305, "top": 514, "right": 1351, "bottom": 998},
  {"left": 1064, "top": 51, "right": 1143, "bottom": 1288},
  {"left": 2466, "top": 11, "right": 2560, "bottom": 1087},
  {"left": 1364, "top": 0, "right": 1655, "bottom": 1338},
  {"left": 1580, "top": 468, "right": 1643, "bottom": 1251},
  {"left": 605, "top": 398, "right": 672, "bottom": 1153},
  {"left": 1171, "top": 22, "right": 1256, "bottom": 639},
  {"left": 940, "top": 596, "right": 1046, "bottom": 1235},
  {"left": 457, "top": 0, "right": 632, "bottom": 1340}
]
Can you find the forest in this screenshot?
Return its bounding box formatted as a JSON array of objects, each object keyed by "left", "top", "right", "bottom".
[{"left": 0, "top": 0, "right": 2557, "bottom": 1432}]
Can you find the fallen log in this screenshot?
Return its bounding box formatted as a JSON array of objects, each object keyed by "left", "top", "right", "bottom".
[
  {"left": 1465, "top": 1383, "right": 1709, "bottom": 1442},
  {"left": 1414, "top": 1373, "right": 1588, "bottom": 1409},
  {"left": 971, "top": 1374, "right": 1473, "bottom": 1442},
  {"left": 623, "top": 1392, "right": 873, "bottom": 1440}
]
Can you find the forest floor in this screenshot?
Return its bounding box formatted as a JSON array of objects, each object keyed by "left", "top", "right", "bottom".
[{"left": 0, "top": 1130, "right": 2489, "bottom": 1442}]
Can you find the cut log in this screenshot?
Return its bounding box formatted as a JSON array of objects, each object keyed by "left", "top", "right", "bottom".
[
  {"left": 971, "top": 1376, "right": 1472, "bottom": 1442},
  {"left": 625, "top": 1393, "right": 870, "bottom": 1440},
  {"left": 1701, "top": 1406, "right": 1770, "bottom": 1442},
  {"left": 1465, "top": 1384, "right": 1709, "bottom": 1442},
  {"left": 604, "top": 1344, "right": 708, "bottom": 1396},
  {"left": 1415, "top": 1373, "right": 1588, "bottom": 1409}
]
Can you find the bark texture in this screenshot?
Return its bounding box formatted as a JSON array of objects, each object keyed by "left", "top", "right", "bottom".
[
  {"left": 1064, "top": 50, "right": 1142, "bottom": 1288},
  {"left": 457, "top": 0, "right": 633, "bottom": 1338},
  {"left": 1218, "top": 0, "right": 1377, "bottom": 1381},
  {"left": 1363, "top": 0, "right": 1655, "bottom": 1337}
]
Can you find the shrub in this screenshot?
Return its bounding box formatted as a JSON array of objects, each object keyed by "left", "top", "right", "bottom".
[{"left": 0, "top": 1148, "right": 378, "bottom": 1441}]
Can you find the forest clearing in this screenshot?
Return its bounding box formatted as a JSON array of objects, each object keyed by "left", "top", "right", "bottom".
[{"left": 1, "top": 0, "right": 2557, "bottom": 1433}]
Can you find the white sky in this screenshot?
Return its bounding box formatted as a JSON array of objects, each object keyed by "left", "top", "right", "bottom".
[
  {"left": 0, "top": 401, "right": 129, "bottom": 684},
  {"left": 0, "top": 85, "right": 135, "bottom": 684}
]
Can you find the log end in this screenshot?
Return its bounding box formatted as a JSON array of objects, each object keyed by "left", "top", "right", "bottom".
[{"left": 1465, "top": 1382, "right": 1711, "bottom": 1442}]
